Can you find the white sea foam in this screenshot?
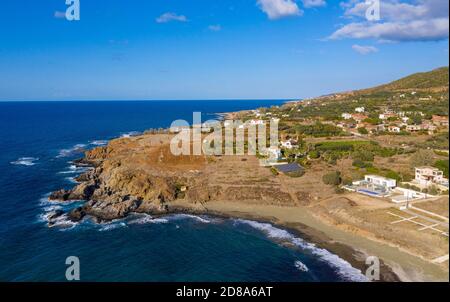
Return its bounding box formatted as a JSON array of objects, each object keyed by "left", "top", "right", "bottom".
[
  {"left": 234, "top": 219, "right": 368, "bottom": 282},
  {"left": 294, "top": 260, "right": 309, "bottom": 272},
  {"left": 38, "top": 210, "right": 77, "bottom": 229},
  {"left": 10, "top": 157, "right": 39, "bottom": 166},
  {"left": 98, "top": 221, "right": 127, "bottom": 232},
  {"left": 120, "top": 131, "right": 140, "bottom": 138},
  {"left": 168, "top": 214, "right": 211, "bottom": 224},
  {"left": 128, "top": 214, "right": 169, "bottom": 225},
  {"left": 58, "top": 165, "right": 91, "bottom": 174},
  {"left": 56, "top": 144, "right": 87, "bottom": 158},
  {"left": 90, "top": 140, "right": 108, "bottom": 146},
  {"left": 65, "top": 176, "right": 79, "bottom": 184}
]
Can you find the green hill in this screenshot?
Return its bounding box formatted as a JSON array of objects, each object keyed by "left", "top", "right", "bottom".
[{"left": 362, "top": 67, "right": 449, "bottom": 93}]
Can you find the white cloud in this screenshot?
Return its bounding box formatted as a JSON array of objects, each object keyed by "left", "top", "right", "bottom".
[
  {"left": 257, "top": 0, "right": 303, "bottom": 20},
  {"left": 54, "top": 11, "right": 66, "bottom": 19},
  {"left": 352, "top": 44, "right": 378, "bottom": 55},
  {"left": 331, "top": 18, "right": 449, "bottom": 42},
  {"left": 330, "top": 0, "right": 449, "bottom": 42},
  {"left": 208, "top": 25, "right": 222, "bottom": 32},
  {"left": 156, "top": 12, "right": 188, "bottom": 23},
  {"left": 302, "top": 0, "right": 326, "bottom": 8}
]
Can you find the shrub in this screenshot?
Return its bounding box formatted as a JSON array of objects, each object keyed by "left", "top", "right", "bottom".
[
  {"left": 270, "top": 167, "right": 279, "bottom": 176},
  {"left": 352, "top": 159, "right": 373, "bottom": 169},
  {"left": 384, "top": 170, "right": 402, "bottom": 182},
  {"left": 352, "top": 149, "right": 375, "bottom": 162},
  {"left": 357, "top": 127, "right": 369, "bottom": 135},
  {"left": 434, "top": 160, "right": 449, "bottom": 178},
  {"left": 322, "top": 171, "right": 342, "bottom": 186},
  {"left": 308, "top": 150, "right": 320, "bottom": 159},
  {"left": 428, "top": 186, "right": 439, "bottom": 196},
  {"left": 366, "top": 166, "right": 380, "bottom": 174}
]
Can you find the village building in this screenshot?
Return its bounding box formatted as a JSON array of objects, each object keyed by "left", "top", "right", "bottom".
[
  {"left": 280, "top": 140, "right": 298, "bottom": 149},
  {"left": 351, "top": 113, "right": 368, "bottom": 123},
  {"left": 379, "top": 112, "right": 397, "bottom": 120},
  {"left": 414, "top": 166, "right": 447, "bottom": 187},
  {"left": 406, "top": 124, "right": 422, "bottom": 133},
  {"left": 432, "top": 115, "right": 449, "bottom": 127},
  {"left": 387, "top": 125, "right": 401, "bottom": 133},
  {"left": 421, "top": 121, "right": 437, "bottom": 133},
  {"left": 344, "top": 175, "right": 397, "bottom": 197},
  {"left": 354, "top": 107, "right": 365, "bottom": 113},
  {"left": 341, "top": 113, "right": 352, "bottom": 120}
]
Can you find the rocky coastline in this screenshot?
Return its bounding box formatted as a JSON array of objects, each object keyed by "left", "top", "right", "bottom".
[{"left": 46, "top": 134, "right": 407, "bottom": 282}]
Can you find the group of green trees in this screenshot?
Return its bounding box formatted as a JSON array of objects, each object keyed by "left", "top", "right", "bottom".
[{"left": 290, "top": 122, "right": 345, "bottom": 138}]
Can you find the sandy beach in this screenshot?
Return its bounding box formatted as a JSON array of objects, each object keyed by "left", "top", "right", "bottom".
[{"left": 196, "top": 201, "right": 449, "bottom": 282}]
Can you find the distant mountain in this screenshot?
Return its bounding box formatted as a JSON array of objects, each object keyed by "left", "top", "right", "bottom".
[{"left": 361, "top": 66, "right": 449, "bottom": 93}]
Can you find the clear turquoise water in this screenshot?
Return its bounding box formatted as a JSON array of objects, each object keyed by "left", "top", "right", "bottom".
[{"left": 0, "top": 100, "right": 366, "bottom": 282}]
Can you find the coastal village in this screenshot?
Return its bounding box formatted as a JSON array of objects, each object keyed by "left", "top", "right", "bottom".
[{"left": 227, "top": 67, "right": 449, "bottom": 271}]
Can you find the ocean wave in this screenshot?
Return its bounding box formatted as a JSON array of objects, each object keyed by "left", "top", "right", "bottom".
[
  {"left": 98, "top": 221, "right": 127, "bottom": 232},
  {"left": 90, "top": 140, "right": 108, "bottom": 146},
  {"left": 294, "top": 260, "right": 309, "bottom": 272},
  {"left": 127, "top": 214, "right": 169, "bottom": 225},
  {"left": 10, "top": 157, "right": 39, "bottom": 166},
  {"left": 234, "top": 219, "right": 368, "bottom": 282},
  {"left": 58, "top": 164, "right": 92, "bottom": 175},
  {"left": 65, "top": 176, "right": 79, "bottom": 184},
  {"left": 56, "top": 144, "right": 87, "bottom": 158},
  {"left": 167, "top": 214, "right": 211, "bottom": 224}
]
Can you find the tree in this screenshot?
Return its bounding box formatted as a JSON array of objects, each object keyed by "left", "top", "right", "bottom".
[
  {"left": 358, "top": 127, "right": 369, "bottom": 135},
  {"left": 322, "top": 171, "right": 342, "bottom": 186},
  {"left": 434, "top": 160, "right": 449, "bottom": 178},
  {"left": 410, "top": 114, "right": 423, "bottom": 125}
]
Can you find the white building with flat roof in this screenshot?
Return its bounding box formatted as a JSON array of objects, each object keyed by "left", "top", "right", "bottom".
[
  {"left": 415, "top": 166, "right": 446, "bottom": 186},
  {"left": 342, "top": 113, "right": 352, "bottom": 120},
  {"left": 364, "top": 175, "right": 397, "bottom": 189}
]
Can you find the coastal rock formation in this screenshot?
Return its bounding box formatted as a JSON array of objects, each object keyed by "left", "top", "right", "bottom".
[{"left": 50, "top": 133, "right": 298, "bottom": 222}]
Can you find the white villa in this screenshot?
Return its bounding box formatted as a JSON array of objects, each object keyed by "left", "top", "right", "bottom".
[
  {"left": 355, "top": 107, "right": 365, "bottom": 113},
  {"left": 414, "top": 166, "right": 447, "bottom": 186},
  {"left": 341, "top": 113, "right": 352, "bottom": 120},
  {"left": 344, "top": 175, "right": 397, "bottom": 197},
  {"left": 364, "top": 175, "right": 397, "bottom": 189}
]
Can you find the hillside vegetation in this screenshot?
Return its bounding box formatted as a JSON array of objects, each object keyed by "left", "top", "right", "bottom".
[{"left": 362, "top": 67, "right": 449, "bottom": 93}]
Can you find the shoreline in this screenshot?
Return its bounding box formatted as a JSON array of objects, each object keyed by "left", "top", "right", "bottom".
[
  {"left": 48, "top": 197, "right": 448, "bottom": 281},
  {"left": 195, "top": 201, "right": 448, "bottom": 282}
]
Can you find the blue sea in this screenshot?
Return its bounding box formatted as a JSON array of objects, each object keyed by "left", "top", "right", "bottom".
[{"left": 0, "top": 100, "right": 367, "bottom": 282}]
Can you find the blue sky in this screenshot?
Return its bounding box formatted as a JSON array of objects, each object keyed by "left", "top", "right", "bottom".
[{"left": 0, "top": 0, "right": 448, "bottom": 101}]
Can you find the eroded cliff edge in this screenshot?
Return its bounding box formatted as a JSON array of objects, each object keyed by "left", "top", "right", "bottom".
[{"left": 49, "top": 133, "right": 296, "bottom": 223}]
